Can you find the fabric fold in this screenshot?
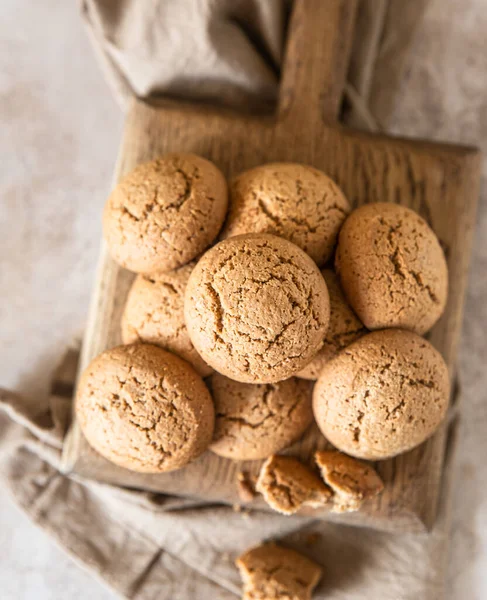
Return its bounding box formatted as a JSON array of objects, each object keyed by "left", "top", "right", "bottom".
[{"left": 80, "top": 0, "right": 288, "bottom": 113}]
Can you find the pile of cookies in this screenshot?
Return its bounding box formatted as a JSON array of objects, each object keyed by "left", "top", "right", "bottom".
[{"left": 76, "top": 152, "right": 450, "bottom": 515}]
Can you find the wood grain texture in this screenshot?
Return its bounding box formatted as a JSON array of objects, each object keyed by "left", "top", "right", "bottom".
[{"left": 62, "top": 0, "right": 481, "bottom": 532}]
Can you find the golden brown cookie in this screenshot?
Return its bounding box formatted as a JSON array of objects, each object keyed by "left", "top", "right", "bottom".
[
  {"left": 103, "top": 153, "right": 228, "bottom": 274},
  {"left": 209, "top": 374, "right": 313, "bottom": 460},
  {"left": 315, "top": 450, "right": 384, "bottom": 513},
  {"left": 236, "top": 543, "right": 322, "bottom": 600},
  {"left": 221, "top": 163, "right": 350, "bottom": 266},
  {"left": 313, "top": 329, "right": 450, "bottom": 460},
  {"left": 121, "top": 263, "right": 212, "bottom": 377},
  {"left": 297, "top": 270, "right": 366, "bottom": 380},
  {"left": 75, "top": 343, "right": 214, "bottom": 473},
  {"left": 335, "top": 202, "right": 448, "bottom": 334},
  {"left": 256, "top": 455, "right": 331, "bottom": 515},
  {"left": 184, "top": 233, "right": 330, "bottom": 383}
]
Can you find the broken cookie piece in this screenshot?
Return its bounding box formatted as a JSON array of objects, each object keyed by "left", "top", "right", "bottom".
[
  {"left": 236, "top": 542, "right": 322, "bottom": 600},
  {"left": 315, "top": 450, "right": 384, "bottom": 513},
  {"left": 256, "top": 455, "right": 331, "bottom": 515}
]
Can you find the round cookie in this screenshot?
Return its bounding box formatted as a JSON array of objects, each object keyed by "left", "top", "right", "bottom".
[
  {"left": 335, "top": 202, "right": 448, "bottom": 334},
  {"left": 313, "top": 329, "right": 450, "bottom": 460},
  {"left": 297, "top": 269, "right": 366, "bottom": 380},
  {"left": 220, "top": 163, "right": 350, "bottom": 266},
  {"left": 184, "top": 233, "right": 330, "bottom": 383},
  {"left": 121, "top": 263, "right": 212, "bottom": 377},
  {"left": 75, "top": 343, "right": 215, "bottom": 473},
  {"left": 209, "top": 374, "right": 313, "bottom": 460},
  {"left": 103, "top": 153, "right": 228, "bottom": 274}
]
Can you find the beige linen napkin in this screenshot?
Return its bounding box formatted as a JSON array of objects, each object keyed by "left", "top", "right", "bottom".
[
  {"left": 80, "top": 0, "right": 288, "bottom": 113},
  {"left": 0, "top": 1, "right": 463, "bottom": 598},
  {"left": 0, "top": 340, "right": 458, "bottom": 599}
]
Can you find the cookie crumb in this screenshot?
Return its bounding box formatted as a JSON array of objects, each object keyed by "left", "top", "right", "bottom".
[
  {"left": 305, "top": 533, "right": 322, "bottom": 547},
  {"left": 315, "top": 450, "right": 384, "bottom": 513},
  {"left": 256, "top": 455, "right": 331, "bottom": 515},
  {"left": 237, "top": 471, "right": 257, "bottom": 503},
  {"left": 236, "top": 542, "right": 322, "bottom": 600}
]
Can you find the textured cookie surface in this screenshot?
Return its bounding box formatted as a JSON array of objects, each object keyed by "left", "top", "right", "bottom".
[
  {"left": 103, "top": 153, "right": 228, "bottom": 273},
  {"left": 256, "top": 455, "right": 331, "bottom": 515},
  {"left": 298, "top": 270, "right": 366, "bottom": 380},
  {"left": 184, "top": 233, "right": 330, "bottom": 383},
  {"left": 315, "top": 450, "right": 384, "bottom": 513},
  {"left": 209, "top": 374, "right": 313, "bottom": 460},
  {"left": 336, "top": 202, "right": 448, "bottom": 334},
  {"left": 237, "top": 543, "right": 322, "bottom": 600},
  {"left": 313, "top": 329, "right": 450, "bottom": 460},
  {"left": 121, "top": 263, "right": 212, "bottom": 377},
  {"left": 75, "top": 344, "right": 214, "bottom": 473},
  {"left": 221, "top": 162, "right": 350, "bottom": 266}
]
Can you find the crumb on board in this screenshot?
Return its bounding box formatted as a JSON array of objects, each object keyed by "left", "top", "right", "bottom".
[
  {"left": 305, "top": 532, "right": 322, "bottom": 547},
  {"left": 237, "top": 470, "right": 257, "bottom": 503}
]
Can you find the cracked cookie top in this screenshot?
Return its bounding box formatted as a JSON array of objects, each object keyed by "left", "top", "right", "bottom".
[
  {"left": 336, "top": 202, "right": 448, "bottom": 334},
  {"left": 121, "top": 263, "right": 213, "bottom": 377},
  {"left": 103, "top": 153, "right": 228, "bottom": 274},
  {"left": 220, "top": 162, "right": 350, "bottom": 266},
  {"left": 75, "top": 343, "right": 214, "bottom": 473},
  {"left": 236, "top": 542, "right": 322, "bottom": 600},
  {"left": 184, "top": 233, "right": 330, "bottom": 383},
  {"left": 313, "top": 329, "right": 450, "bottom": 460},
  {"left": 209, "top": 374, "right": 313, "bottom": 460},
  {"left": 297, "top": 269, "right": 367, "bottom": 380}
]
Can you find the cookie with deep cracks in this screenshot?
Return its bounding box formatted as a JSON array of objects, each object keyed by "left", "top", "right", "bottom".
[
  {"left": 184, "top": 233, "right": 330, "bottom": 383},
  {"left": 209, "top": 374, "right": 313, "bottom": 460},
  {"left": 313, "top": 329, "right": 450, "bottom": 460},
  {"left": 336, "top": 202, "right": 448, "bottom": 334},
  {"left": 121, "top": 262, "right": 212, "bottom": 377},
  {"left": 103, "top": 153, "right": 228, "bottom": 274},
  {"left": 76, "top": 343, "right": 214, "bottom": 473},
  {"left": 221, "top": 162, "right": 350, "bottom": 266}
]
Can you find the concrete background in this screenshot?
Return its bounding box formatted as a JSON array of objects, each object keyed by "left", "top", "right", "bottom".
[
  {"left": 1, "top": 0, "right": 486, "bottom": 598},
  {"left": 0, "top": 1, "right": 120, "bottom": 598}
]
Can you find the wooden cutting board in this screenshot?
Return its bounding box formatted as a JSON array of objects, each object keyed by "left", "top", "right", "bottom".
[{"left": 63, "top": 0, "right": 481, "bottom": 532}]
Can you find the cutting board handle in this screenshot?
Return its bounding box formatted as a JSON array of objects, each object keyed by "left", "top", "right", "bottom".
[{"left": 279, "top": 0, "right": 357, "bottom": 126}]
